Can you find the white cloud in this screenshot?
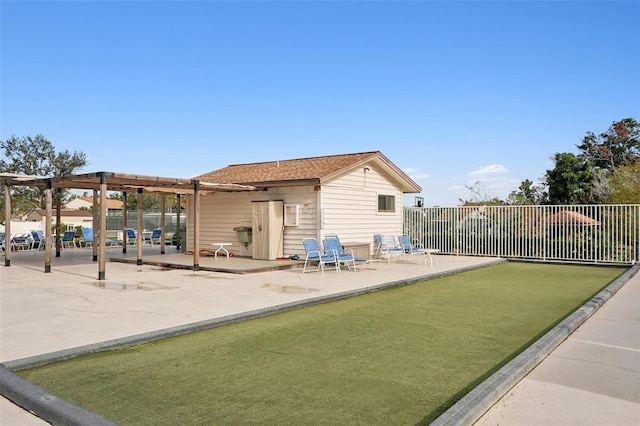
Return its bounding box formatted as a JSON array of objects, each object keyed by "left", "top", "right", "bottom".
[
  {"left": 404, "top": 167, "right": 430, "bottom": 181},
  {"left": 468, "top": 164, "right": 508, "bottom": 177}
]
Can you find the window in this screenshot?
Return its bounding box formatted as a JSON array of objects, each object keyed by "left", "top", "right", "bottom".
[
  {"left": 378, "top": 194, "right": 395, "bottom": 212},
  {"left": 284, "top": 204, "right": 299, "bottom": 226}
]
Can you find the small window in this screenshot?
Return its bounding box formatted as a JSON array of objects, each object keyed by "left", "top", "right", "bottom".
[
  {"left": 284, "top": 204, "right": 299, "bottom": 226},
  {"left": 378, "top": 195, "right": 395, "bottom": 212}
]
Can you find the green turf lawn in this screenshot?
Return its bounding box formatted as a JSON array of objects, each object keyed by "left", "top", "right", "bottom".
[{"left": 18, "top": 262, "right": 624, "bottom": 425}]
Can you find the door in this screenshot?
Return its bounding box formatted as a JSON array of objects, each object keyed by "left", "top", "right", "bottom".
[{"left": 252, "top": 201, "right": 284, "bottom": 260}]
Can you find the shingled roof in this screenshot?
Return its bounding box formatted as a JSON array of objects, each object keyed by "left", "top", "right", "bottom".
[
  {"left": 76, "top": 196, "right": 124, "bottom": 209},
  {"left": 194, "top": 151, "right": 422, "bottom": 193}
]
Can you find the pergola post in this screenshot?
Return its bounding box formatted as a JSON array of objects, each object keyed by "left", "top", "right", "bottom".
[
  {"left": 55, "top": 188, "right": 62, "bottom": 257},
  {"left": 160, "top": 195, "right": 166, "bottom": 255},
  {"left": 4, "top": 184, "right": 11, "bottom": 266},
  {"left": 92, "top": 189, "right": 98, "bottom": 261},
  {"left": 98, "top": 175, "right": 108, "bottom": 280},
  {"left": 176, "top": 194, "right": 181, "bottom": 251},
  {"left": 136, "top": 188, "right": 143, "bottom": 265},
  {"left": 44, "top": 181, "right": 52, "bottom": 273},
  {"left": 122, "top": 191, "right": 128, "bottom": 253},
  {"left": 193, "top": 180, "right": 200, "bottom": 271}
]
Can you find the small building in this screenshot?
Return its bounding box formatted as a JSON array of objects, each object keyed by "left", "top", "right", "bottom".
[
  {"left": 192, "top": 151, "right": 421, "bottom": 259},
  {"left": 65, "top": 196, "right": 123, "bottom": 211},
  {"left": 22, "top": 209, "right": 94, "bottom": 229}
]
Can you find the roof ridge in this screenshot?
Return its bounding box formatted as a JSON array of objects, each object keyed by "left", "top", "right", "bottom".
[{"left": 225, "top": 151, "right": 381, "bottom": 167}]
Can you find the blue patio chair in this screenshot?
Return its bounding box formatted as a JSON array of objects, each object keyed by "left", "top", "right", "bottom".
[
  {"left": 302, "top": 238, "right": 339, "bottom": 274},
  {"left": 11, "top": 232, "right": 34, "bottom": 250},
  {"left": 81, "top": 227, "right": 121, "bottom": 247},
  {"left": 125, "top": 228, "right": 137, "bottom": 246},
  {"left": 61, "top": 230, "right": 77, "bottom": 249},
  {"left": 145, "top": 228, "right": 162, "bottom": 246},
  {"left": 323, "top": 235, "right": 380, "bottom": 271},
  {"left": 31, "top": 230, "right": 47, "bottom": 251},
  {"left": 80, "top": 227, "right": 94, "bottom": 247}
]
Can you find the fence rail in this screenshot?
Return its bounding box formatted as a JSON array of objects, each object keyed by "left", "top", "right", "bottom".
[{"left": 403, "top": 205, "right": 640, "bottom": 264}]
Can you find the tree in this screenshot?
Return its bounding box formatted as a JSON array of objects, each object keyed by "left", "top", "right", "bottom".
[
  {"left": 608, "top": 160, "right": 640, "bottom": 204},
  {"left": 458, "top": 181, "right": 505, "bottom": 206},
  {"left": 507, "top": 179, "right": 546, "bottom": 205},
  {"left": 577, "top": 118, "right": 640, "bottom": 173},
  {"left": 0, "top": 134, "right": 88, "bottom": 221},
  {"left": 545, "top": 152, "right": 595, "bottom": 204}
]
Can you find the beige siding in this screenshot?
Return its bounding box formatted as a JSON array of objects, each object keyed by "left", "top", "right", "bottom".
[
  {"left": 186, "top": 187, "right": 318, "bottom": 257},
  {"left": 321, "top": 164, "right": 404, "bottom": 255}
]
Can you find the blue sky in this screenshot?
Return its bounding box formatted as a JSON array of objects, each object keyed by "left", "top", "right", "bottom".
[{"left": 1, "top": 1, "right": 638, "bottom": 207}]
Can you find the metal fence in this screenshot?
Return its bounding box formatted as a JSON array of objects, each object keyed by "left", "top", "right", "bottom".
[
  {"left": 403, "top": 205, "right": 640, "bottom": 264},
  {"left": 105, "top": 212, "right": 185, "bottom": 233}
]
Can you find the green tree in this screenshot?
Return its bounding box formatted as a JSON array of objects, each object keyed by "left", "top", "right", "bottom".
[
  {"left": 608, "top": 160, "right": 640, "bottom": 204},
  {"left": 507, "top": 179, "right": 546, "bottom": 205},
  {"left": 0, "top": 135, "right": 87, "bottom": 221},
  {"left": 545, "top": 152, "right": 595, "bottom": 204},
  {"left": 577, "top": 117, "right": 640, "bottom": 173}
]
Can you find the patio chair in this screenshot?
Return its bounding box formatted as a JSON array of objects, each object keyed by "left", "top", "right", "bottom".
[
  {"left": 31, "top": 230, "right": 48, "bottom": 251},
  {"left": 145, "top": 228, "right": 162, "bottom": 246},
  {"left": 11, "top": 233, "right": 34, "bottom": 251},
  {"left": 61, "top": 230, "right": 77, "bottom": 249},
  {"left": 397, "top": 234, "right": 439, "bottom": 266},
  {"left": 80, "top": 227, "right": 94, "bottom": 248},
  {"left": 125, "top": 228, "right": 137, "bottom": 246},
  {"left": 302, "top": 238, "right": 339, "bottom": 274},
  {"left": 323, "top": 234, "right": 380, "bottom": 271},
  {"left": 373, "top": 234, "right": 405, "bottom": 263},
  {"left": 80, "top": 227, "right": 121, "bottom": 247}
]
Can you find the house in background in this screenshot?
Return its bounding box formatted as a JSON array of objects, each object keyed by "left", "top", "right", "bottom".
[
  {"left": 191, "top": 151, "right": 421, "bottom": 259},
  {"left": 65, "top": 196, "right": 123, "bottom": 212},
  {"left": 22, "top": 209, "right": 94, "bottom": 229}
]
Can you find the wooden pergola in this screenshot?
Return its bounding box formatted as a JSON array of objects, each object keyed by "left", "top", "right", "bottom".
[{"left": 2, "top": 172, "right": 255, "bottom": 280}]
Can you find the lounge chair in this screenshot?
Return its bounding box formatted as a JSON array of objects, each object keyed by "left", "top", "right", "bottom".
[
  {"left": 80, "top": 228, "right": 121, "bottom": 248},
  {"left": 125, "top": 228, "right": 137, "bottom": 246},
  {"left": 61, "top": 230, "right": 77, "bottom": 249},
  {"left": 80, "top": 227, "right": 94, "bottom": 247},
  {"left": 323, "top": 234, "right": 380, "bottom": 271},
  {"left": 373, "top": 234, "right": 405, "bottom": 263},
  {"left": 302, "top": 238, "right": 339, "bottom": 274},
  {"left": 30, "top": 230, "right": 48, "bottom": 251},
  {"left": 11, "top": 233, "right": 34, "bottom": 250},
  {"left": 145, "top": 228, "right": 162, "bottom": 246},
  {"left": 397, "top": 234, "right": 439, "bottom": 265}
]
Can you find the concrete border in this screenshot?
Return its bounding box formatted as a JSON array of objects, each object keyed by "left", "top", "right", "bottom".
[
  {"left": 0, "top": 365, "right": 118, "bottom": 426},
  {"left": 430, "top": 264, "right": 640, "bottom": 426}
]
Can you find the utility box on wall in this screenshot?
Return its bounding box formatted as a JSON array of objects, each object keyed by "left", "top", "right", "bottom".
[{"left": 252, "top": 201, "right": 284, "bottom": 260}]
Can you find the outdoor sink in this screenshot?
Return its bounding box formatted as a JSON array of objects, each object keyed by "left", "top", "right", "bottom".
[{"left": 233, "top": 226, "right": 252, "bottom": 243}]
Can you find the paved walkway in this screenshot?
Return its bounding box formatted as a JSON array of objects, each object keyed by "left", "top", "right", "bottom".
[{"left": 0, "top": 249, "right": 638, "bottom": 425}]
